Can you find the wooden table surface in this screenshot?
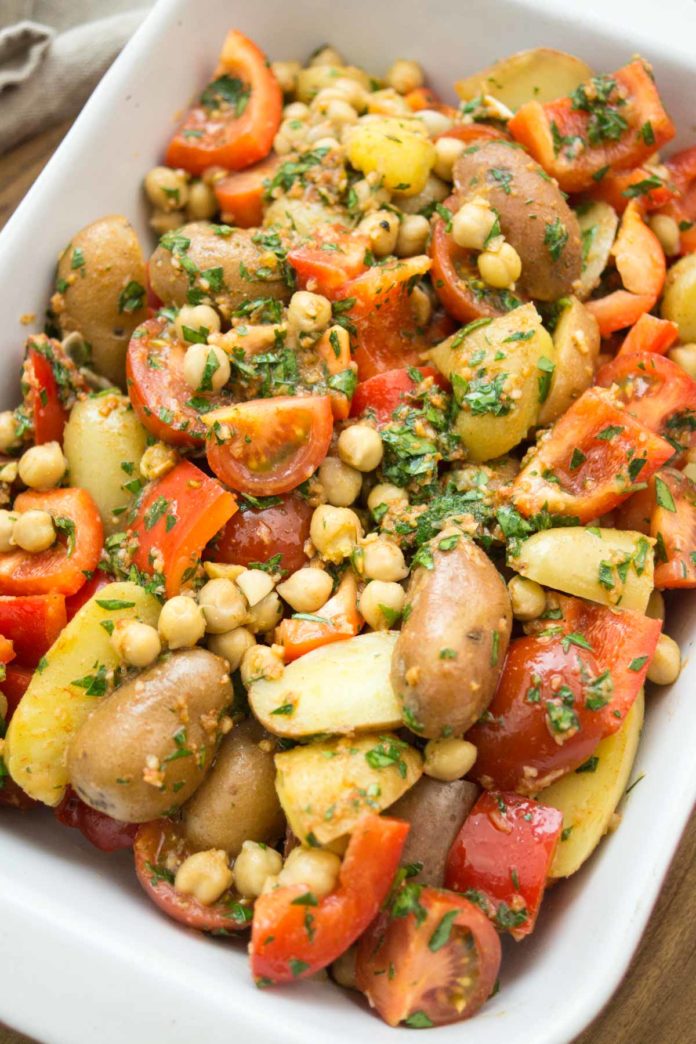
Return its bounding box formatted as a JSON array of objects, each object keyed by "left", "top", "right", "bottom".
[{"left": 1, "top": 122, "right": 695, "bottom": 1044}]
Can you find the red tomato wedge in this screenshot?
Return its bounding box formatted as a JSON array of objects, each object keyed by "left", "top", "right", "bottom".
[
  {"left": 214, "top": 153, "right": 281, "bottom": 227},
  {"left": 165, "top": 30, "right": 282, "bottom": 175},
  {"left": 288, "top": 227, "right": 371, "bottom": 295},
  {"left": 23, "top": 343, "right": 69, "bottom": 444},
  {"left": 356, "top": 887, "right": 501, "bottom": 1028},
  {"left": 129, "top": 460, "right": 237, "bottom": 598},
  {"left": 589, "top": 165, "right": 677, "bottom": 216},
  {"left": 276, "top": 571, "right": 361, "bottom": 661},
  {"left": 0, "top": 594, "right": 66, "bottom": 667},
  {"left": 512, "top": 387, "right": 673, "bottom": 523},
  {"left": 65, "top": 569, "right": 111, "bottom": 620},
  {"left": 350, "top": 366, "right": 449, "bottom": 425},
  {"left": 127, "top": 317, "right": 230, "bottom": 449},
  {"left": 509, "top": 60, "right": 675, "bottom": 192},
  {"left": 1, "top": 663, "right": 32, "bottom": 722},
  {"left": 0, "top": 488, "right": 102, "bottom": 597},
  {"left": 595, "top": 350, "right": 696, "bottom": 442},
  {"left": 205, "top": 395, "right": 333, "bottom": 496},
  {"left": 660, "top": 144, "right": 696, "bottom": 254},
  {"left": 444, "top": 792, "right": 563, "bottom": 940},
  {"left": 134, "top": 819, "right": 252, "bottom": 931},
  {"left": 55, "top": 788, "right": 138, "bottom": 852},
  {"left": 250, "top": 814, "right": 409, "bottom": 984},
  {"left": 628, "top": 468, "right": 696, "bottom": 589},
  {"left": 336, "top": 256, "right": 435, "bottom": 379},
  {"left": 212, "top": 492, "right": 313, "bottom": 575},
  {"left": 618, "top": 314, "right": 679, "bottom": 357}
]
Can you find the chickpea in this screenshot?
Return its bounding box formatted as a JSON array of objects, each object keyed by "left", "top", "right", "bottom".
[
  {"left": 272, "top": 60, "right": 301, "bottom": 94},
  {"left": 367, "top": 483, "right": 408, "bottom": 515},
  {"left": 337, "top": 424, "right": 384, "bottom": 472},
  {"left": 287, "top": 291, "right": 332, "bottom": 337},
  {"left": 274, "top": 116, "right": 309, "bottom": 155},
  {"left": 18, "top": 441, "right": 66, "bottom": 490},
  {"left": 186, "top": 180, "right": 218, "bottom": 221},
  {"left": 332, "top": 77, "right": 369, "bottom": 112},
  {"left": 647, "top": 633, "right": 681, "bottom": 685},
  {"left": 174, "top": 849, "right": 234, "bottom": 905},
  {"left": 385, "top": 59, "right": 424, "bottom": 95},
  {"left": 144, "top": 166, "right": 189, "bottom": 212},
  {"left": 283, "top": 100, "right": 310, "bottom": 120},
  {"left": 158, "top": 595, "right": 206, "bottom": 649},
  {"left": 394, "top": 174, "right": 448, "bottom": 215},
  {"left": 234, "top": 840, "right": 283, "bottom": 898},
  {"left": 395, "top": 214, "right": 430, "bottom": 257},
  {"left": 198, "top": 578, "right": 248, "bottom": 633},
  {"left": 318, "top": 457, "right": 362, "bottom": 507},
  {"left": 150, "top": 209, "right": 186, "bottom": 236},
  {"left": 508, "top": 576, "right": 546, "bottom": 621},
  {"left": 0, "top": 411, "right": 20, "bottom": 452},
  {"left": 240, "top": 644, "right": 284, "bottom": 686},
  {"left": 307, "top": 45, "right": 344, "bottom": 67},
  {"left": 366, "top": 88, "right": 411, "bottom": 117},
  {"left": 424, "top": 738, "right": 478, "bottom": 781},
  {"left": 139, "top": 441, "right": 178, "bottom": 482},
  {"left": 310, "top": 505, "right": 363, "bottom": 563},
  {"left": 646, "top": 589, "right": 665, "bottom": 621},
  {"left": 235, "top": 568, "right": 275, "bottom": 608},
  {"left": 182, "top": 343, "right": 230, "bottom": 393},
  {"left": 433, "top": 136, "right": 467, "bottom": 182},
  {"left": 359, "top": 579, "right": 405, "bottom": 630},
  {"left": 207, "top": 627, "right": 256, "bottom": 671},
  {"left": 668, "top": 343, "right": 696, "bottom": 381},
  {"left": 451, "top": 198, "right": 497, "bottom": 251},
  {"left": 351, "top": 177, "right": 391, "bottom": 215},
  {"left": 416, "top": 108, "right": 454, "bottom": 137},
  {"left": 174, "top": 303, "right": 221, "bottom": 342},
  {"left": 277, "top": 846, "right": 341, "bottom": 898},
  {"left": 409, "top": 284, "right": 432, "bottom": 327},
  {"left": 361, "top": 537, "right": 408, "bottom": 582},
  {"left": 649, "top": 214, "right": 681, "bottom": 256},
  {"left": 246, "top": 591, "right": 284, "bottom": 634},
  {"left": 277, "top": 568, "right": 334, "bottom": 613},
  {"left": 357, "top": 209, "right": 400, "bottom": 258},
  {"left": 12, "top": 510, "right": 55, "bottom": 553},
  {"left": 111, "top": 620, "right": 161, "bottom": 668},
  {"left": 0, "top": 511, "right": 17, "bottom": 553},
  {"left": 478, "top": 241, "right": 522, "bottom": 289}
]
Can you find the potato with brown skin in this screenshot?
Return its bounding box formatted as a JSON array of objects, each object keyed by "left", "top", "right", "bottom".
[
  {"left": 389, "top": 777, "right": 479, "bottom": 885},
  {"left": 453, "top": 139, "right": 582, "bottom": 301},
  {"left": 182, "top": 718, "right": 285, "bottom": 857},
  {"left": 68, "top": 649, "right": 232, "bottom": 822},
  {"left": 55, "top": 215, "right": 148, "bottom": 388},
  {"left": 148, "top": 221, "right": 290, "bottom": 318},
  {"left": 392, "top": 537, "right": 512, "bottom": 738}
]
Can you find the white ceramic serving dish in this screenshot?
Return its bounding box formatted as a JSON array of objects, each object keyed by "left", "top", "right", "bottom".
[{"left": 1, "top": 0, "right": 695, "bottom": 1040}]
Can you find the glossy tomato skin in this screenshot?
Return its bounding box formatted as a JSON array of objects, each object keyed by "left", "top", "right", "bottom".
[
  {"left": 350, "top": 367, "right": 449, "bottom": 425},
  {"left": 288, "top": 227, "right": 370, "bottom": 296},
  {"left": 24, "top": 346, "right": 68, "bottom": 444},
  {"left": 134, "top": 820, "right": 252, "bottom": 931},
  {"left": 356, "top": 887, "right": 501, "bottom": 1028},
  {"left": 1, "top": 663, "right": 32, "bottom": 721},
  {"left": 206, "top": 395, "right": 333, "bottom": 496},
  {"left": 0, "top": 593, "right": 66, "bottom": 667},
  {"left": 212, "top": 492, "right": 313, "bottom": 574},
  {"left": 444, "top": 791, "right": 563, "bottom": 940},
  {"left": 55, "top": 788, "right": 138, "bottom": 852},
  {"left": 214, "top": 153, "right": 281, "bottom": 228},
  {"left": 595, "top": 350, "right": 696, "bottom": 440},
  {"left": 276, "top": 572, "right": 361, "bottom": 661}
]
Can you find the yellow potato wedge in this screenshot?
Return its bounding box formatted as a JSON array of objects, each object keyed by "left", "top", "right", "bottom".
[
  {"left": 575, "top": 201, "right": 619, "bottom": 301},
  {"left": 537, "top": 297, "right": 600, "bottom": 426},
  {"left": 5, "top": 582, "right": 161, "bottom": 805},
  {"left": 249, "top": 631, "right": 401, "bottom": 738},
  {"left": 543, "top": 690, "right": 644, "bottom": 878},
  {"left": 274, "top": 733, "right": 422, "bottom": 845},
  {"left": 455, "top": 48, "right": 593, "bottom": 111},
  {"left": 511, "top": 527, "right": 654, "bottom": 613}
]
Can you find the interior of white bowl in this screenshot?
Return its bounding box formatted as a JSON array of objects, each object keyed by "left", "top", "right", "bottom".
[{"left": 1, "top": 1, "right": 695, "bottom": 1042}]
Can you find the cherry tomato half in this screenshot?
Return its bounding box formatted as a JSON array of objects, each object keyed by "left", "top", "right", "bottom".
[
  {"left": 350, "top": 366, "right": 449, "bottom": 425},
  {"left": 211, "top": 492, "right": 313, "bottom": 575},
  {"left": 55, "top": 788, "right": 138, "bottom": 852}
]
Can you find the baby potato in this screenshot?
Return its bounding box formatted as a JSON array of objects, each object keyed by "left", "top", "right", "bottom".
[
  {"left": 68, "top": 649, "right": 232, "bottom": 822},
  {"left": 346, "top": 116, "right": 435, "bottom": 196},
  {"left": 274, "top": 732, "right": 422, "bottom": 845},
  {"left": 392, "top": 537, "right": 512, "bottom": 738},
  {"left": 455, "top": 48, "right": 593, "bottom": 111},
  {"left": 574, "top": 201, "right": 619, "bottom": 301},
  {"left": 429, "top": 303, "right": 555, "bottom": 461},
  {"left": 63, "top": 393, "right": 148, "bottom": 534},
  {"left": 55, "top": 215, "right": 148, "bottom": 388},
  {"left": 543, "top": 690, "right": 644, "bottom": 878},
  {"left": 148, "top": 222, "right": 290, "bottom": 318},
  {"left": 5, "top": 582, "right": 160, "bottom": 805},
  {"left": 537, "top": 296, "right": 600, "bottom": 426},
  {"left": 249, "top": 631, "right": 402, "bottom": 737},
  {"left": 511, "top": 527, "right": 654, "bottom": 613},
  {"left": 389, "top": 776, "right": 479, "bottom": 886},
  {"left": 182, "top": 719, "right": 284, "bottom": 856},
  {"left": 661, "top": 253, "right": 696, "bottom": 343}
]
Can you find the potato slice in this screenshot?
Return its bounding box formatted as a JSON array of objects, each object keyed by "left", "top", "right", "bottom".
[
  {"left": 575, "top": 201, "right": 619, "bottom": 301},
  {"left": 543, "top": 690, "right": 644, "bottom": 877},
  {"left": 455, "top": 48, "right": 593, "bottom": 111},
  {"left": 661, "top": 253, "right": 696, "bottom": 342},
  {"left": 274, "top": 733, "right": 422, "bottom": 845},
  {"left": 538, "top": 297, "right": 600, "bottom": 426},
  {"left": 429, "top": 303, "right": 555, "bottom": 461},
  {"left": 5, "top": 582, "right": 161, "bottom": 805},
  {"left": 250, "top": 631, "right": 401, "bottom": 738},
  {"left": 511, "top": 527, "right": 654, "bottom": 613},
  {"left": 345, "top": 116, "right": 435, "bottom": 196}
]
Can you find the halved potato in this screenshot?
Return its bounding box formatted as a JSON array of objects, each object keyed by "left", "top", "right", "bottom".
[
  {"left": 575, "top": 201, "right": 620, "bottom": 301},
  {"left": 5, "top": 582, "right": 161, "bottom": 806},
  {"left": 543, "top": 690, "right": 644, "bottom": 878},
  {"left": 274, "top": 733, "right": 422, "bottom": 845},
  {"left": 250, "top": 631, "right": 401, "bottom": 738},
  {"left": 511, "top": 527, "right": 654, "bottom": 613},
  {"left": 455, "top": 48, "right": 593, "bottom": 111},
  {"left": 537, "top": 297, "right": 600, "bottom": 426}
]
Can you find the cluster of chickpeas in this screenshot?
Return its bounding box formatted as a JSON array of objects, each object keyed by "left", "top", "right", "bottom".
[
  {"left": 143, "top": 166, "right": 218, "bottom": 236},
  {"left": 450, "top": 195, "right": 523, "bottom": 290},
  {"left": 0, "top": 441, "right": 67, "bottom": 554}
]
